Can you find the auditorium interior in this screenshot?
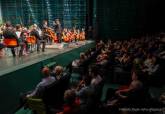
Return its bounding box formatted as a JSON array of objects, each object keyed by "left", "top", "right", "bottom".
[{"left": 0, "top": 0, "right": 165, "bottom": 114}]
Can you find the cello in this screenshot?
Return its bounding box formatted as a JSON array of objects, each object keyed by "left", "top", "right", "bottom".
[{"left": 46, "top": 28, "right": 58, "bottom": 43}]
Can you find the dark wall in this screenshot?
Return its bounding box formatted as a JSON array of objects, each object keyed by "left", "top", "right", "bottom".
[
  {"left": 145, "top": 0, "right": 165, "bottom": 33},
  {"left": 95, "top": 0, "right": 165, "bottom": 40}
]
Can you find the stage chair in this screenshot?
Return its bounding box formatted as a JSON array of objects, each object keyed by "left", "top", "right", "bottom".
[
  {"left": 26, "top": 97, "right": 46, "bottom": 114},
  {"left": 26, "top": 36, "right": 37, "bottom": 52},
  {"left": 3, "top": 38, "right": 18, "bottom": 47}
]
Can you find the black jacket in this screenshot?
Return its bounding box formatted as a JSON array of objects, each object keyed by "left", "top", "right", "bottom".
[
  {"left": 3, "top": 27, "right": 18, "bottom": 39},
  {"left": 30, "top": 29, "right": 41, "bottom": 40}
]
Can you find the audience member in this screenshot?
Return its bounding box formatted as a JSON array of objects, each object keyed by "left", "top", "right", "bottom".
[
  {"left": 57, "top": 89, "right": 80, "bottom": 114},
  {"left": 51, "top": 65, "right": 64, "bottom": 80},
  {"left": 26, "top": 67, "right": 55, "bottom": 98}
]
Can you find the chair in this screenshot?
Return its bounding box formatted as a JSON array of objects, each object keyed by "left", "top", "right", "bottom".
[
  {"left": 43, "top": 73, "right": 71, "bottom": 114},
  {"left": 26, "top": 81, "right": 61, "bottom": 114},
  {"left": 42, "top": 80, "right": 61, "bottom": 114},
  {"left": 26, "top": 36, "right": 36, "bottom": 45},
  {"left": 26, "top": 36, "right": 36, "bottom": 52},
  {"left": 3, "top": 38, "right": 18, "bottom": 47},
  {"left": 70, "top": 73, "right": 81, "bottom": 85},
  {"left": 94, "top": 80, "right": 105, "bottom": 102},
  {"left": 58, "top": 72, "right": 71, "bottom": 102},
  {"left": 26, "top": 97, "right": 46, "bottom": 114},
  {"left": 26, "top": 72, "right": 71, "bottom": 114}
]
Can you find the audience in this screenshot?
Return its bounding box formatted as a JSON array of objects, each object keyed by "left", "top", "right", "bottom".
[
  {"left": 22, "top": 33, "right": 165, "bottom": 114},
  {"left": 57, "top": 89, "right": 80, "bottom": 114}
]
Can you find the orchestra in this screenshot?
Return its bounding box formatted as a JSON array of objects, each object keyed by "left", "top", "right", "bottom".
[{"left": 0, "top": 19, "right": 86, "bottom": 57}]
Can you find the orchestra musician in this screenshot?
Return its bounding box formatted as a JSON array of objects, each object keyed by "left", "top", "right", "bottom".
[
  {"left": 19, "top": 30, "right": 29, "bottom": 56},
  {"left": 42, "top": 20, "right": 49, "bottom": 30},
  {"left": 42, "top": 20, "right": 58, "bottom": 44},
  {"left": 80, "top": 28, "right": 85, "bottom": 41},
  {"left": 15, "top": 24, "right": 24, "bottom": 57},
  {"left": 0, "top": 20, "right": 86, "bottom": 58},
  {"left": 53, "top": 19, "right": 62, "bottom": 43},
  {"left": 3, "top": 21, "right": 19, "bottom": 57},
  {"left": 30, "top": 24, "right": 45, "bottom": 52}
]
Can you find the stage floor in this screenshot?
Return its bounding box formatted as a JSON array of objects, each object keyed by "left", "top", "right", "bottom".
[{"left": 0, "top": 40, "right": 94, "bottom": 76}]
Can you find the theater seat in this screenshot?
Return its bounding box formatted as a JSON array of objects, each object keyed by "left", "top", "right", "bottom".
[
  {"left": 26, "top": 72, "right": 70, "bottom": 114},
  {"left": 42, "top": 81, "right": 62, "bottom": 113},
  {"left": 43, "top": 73, "right": 71, "bottom": 114},
  {"left": 26, "top": 81, "right": 62, "bottom": 114},
  {"left": 26, "top": 97, "right": 46, "bottom": 114},
  {"left": 70, "top": 73, "right": 81, "bottom": 85}
]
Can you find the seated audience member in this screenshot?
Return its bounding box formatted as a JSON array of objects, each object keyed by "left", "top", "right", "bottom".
[
  {"left": 96, "top": 50, "right": 108, "bottom": 65},
  {"left": 142, "top": 56, "right": 159, "bottom": 75},
  {"left": 159, "top": 93, "right": 165, "bottom": 105},
  {"left": 115, "top": 69, "right": 143, "bottom": 98},
  {"left": 72, "top": 52, "right": 87, "bottom": 67},
  {"left": 76, "top": 76, "right": 94, "bottom": 113},
  {"left": 96, "top": 40, "right": 104, "bottom": 49},
  {"left": 51, "top": 65, "right": 64, "bottom": 80},
  {"left": 26, "top": 67, "right": 55, "bottom": 98},
  {"left": 72, "top": 59, "right": 80, "bottom": 67},
  {"left": 143, "top": 53, "right": 153, "bottom": 68},
  {"left": 57, "top": 89, "right": 80, "bottom": 114},
  {"left": 79, "top": 52, "right": 87, "bottom": 64},
  {"left": 85, "top": 48, "right": 93, "bottom": 58},
  {"left": 106, "top": 69, "right": 144, "bottom": 106},
  {"left": 90, "top": 66, "right": 103, "bottom": 87}
]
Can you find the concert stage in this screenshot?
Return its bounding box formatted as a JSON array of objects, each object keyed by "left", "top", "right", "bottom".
[
  {"left": 0, "top": 40, "right": 93, "bottom": 76},
  {"left": 0, "top": 40, "right": 94, "bottom": 114}
]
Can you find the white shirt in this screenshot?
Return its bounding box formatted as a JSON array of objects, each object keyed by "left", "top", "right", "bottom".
[{"left": 16, "top": 31, "right": 21, "bottom": 38}]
